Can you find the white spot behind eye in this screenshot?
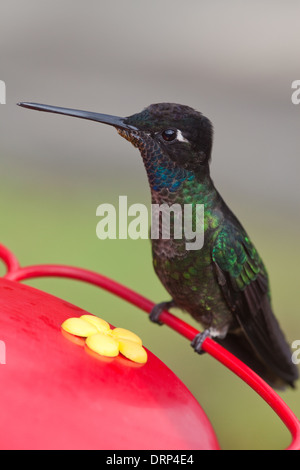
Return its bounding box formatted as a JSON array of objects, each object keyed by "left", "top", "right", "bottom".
[{"left": 176, "top": 129, "right": 188, "bottom": 143}]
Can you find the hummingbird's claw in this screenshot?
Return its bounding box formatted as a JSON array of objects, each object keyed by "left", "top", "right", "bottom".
[
  {"left": 191, "top": 329, "right": 212, "bottom": 355},
  {"left": 149, "top": 300, "right": 176, "bottom": 325}
]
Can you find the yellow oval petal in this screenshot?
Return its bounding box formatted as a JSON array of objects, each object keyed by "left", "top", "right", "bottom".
[
  {"left": 61, "top": 318, "right": 98, "bottom": 337},
  {"left": 111, "top": 327, "right": 142, "bottom": 345},
  {"left": 80, "top": 315, "right": 111, "bottom": 333},
  {"left": 86, "top": 333, "right": 119, "bottom": 357},
  {"left": 118, "top": 339, "right": 148, "bottom": 364}
]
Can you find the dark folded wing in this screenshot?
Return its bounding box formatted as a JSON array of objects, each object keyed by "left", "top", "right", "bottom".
[{"left": 212, "top": 225, "right": 298, "bottom": 386}]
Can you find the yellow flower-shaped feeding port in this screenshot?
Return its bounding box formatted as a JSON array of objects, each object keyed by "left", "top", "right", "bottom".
[{"left": 61, "top": 314, "right": 147, "bottom": 364}]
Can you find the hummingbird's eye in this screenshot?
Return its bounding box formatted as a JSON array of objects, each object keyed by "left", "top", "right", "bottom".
[{"left": 161, "top": 129, "right": 176, "bottom": 142}]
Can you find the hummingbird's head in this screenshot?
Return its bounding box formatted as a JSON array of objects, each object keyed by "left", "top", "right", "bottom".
[
  {"left": 122, "top": 103, "right": 213, "bottom": 171},
  {"left": 18, "top": 101, "right": 213, "bottom": 192}
]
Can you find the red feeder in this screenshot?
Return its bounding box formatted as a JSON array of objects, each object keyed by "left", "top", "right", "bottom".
[
  {"left": 0, "top": 245, "right": 219, "bottom": 450},
  {"left": 0, "top": 243, "right": 299, "bottom": 450}
]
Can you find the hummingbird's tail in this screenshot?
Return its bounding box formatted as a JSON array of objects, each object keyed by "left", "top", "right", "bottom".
[{"left": 217, "top": 331, "right": 297, "bottom": 390}]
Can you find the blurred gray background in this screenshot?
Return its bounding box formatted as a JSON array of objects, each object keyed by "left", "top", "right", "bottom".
[
  {"left": 1, "top": 0, "right": 299, "bottom": 208},
  {"left": 0, "top": 0, "right": 299, "bottom": 450}
]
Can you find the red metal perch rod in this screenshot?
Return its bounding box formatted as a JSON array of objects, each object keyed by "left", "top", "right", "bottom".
[{"left": 0, "top": 242, "right": 299, "bottom": 450}]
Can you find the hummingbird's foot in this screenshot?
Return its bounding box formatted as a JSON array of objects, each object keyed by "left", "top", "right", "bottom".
[
  {"left": 191, "top": 329, "right": 212, "bottom": 355},
  {"left": 149, "top": 300, "right": 176, "bottom": 325}
]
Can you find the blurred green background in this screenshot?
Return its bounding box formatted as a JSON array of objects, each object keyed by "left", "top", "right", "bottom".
[{"left": 1, "top": 0, "right": 299, "bottom": 450}]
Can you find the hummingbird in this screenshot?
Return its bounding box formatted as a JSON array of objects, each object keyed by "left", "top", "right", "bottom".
[{"left": 18, "top": 101, "right": 298, "bottom": 389}]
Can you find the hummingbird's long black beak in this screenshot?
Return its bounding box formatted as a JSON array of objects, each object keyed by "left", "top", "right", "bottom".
[{"left": 17, "top": 102, "right": 138, "bottom": 131}]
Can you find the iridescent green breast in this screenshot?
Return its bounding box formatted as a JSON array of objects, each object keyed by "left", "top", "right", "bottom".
[{"left": 150, "top": 177, "right": 234, "bottom": 329}]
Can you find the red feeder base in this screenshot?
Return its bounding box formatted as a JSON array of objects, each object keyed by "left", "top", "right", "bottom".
[{"left": 0, "top": 278, "right": 219, "bottom": 450}]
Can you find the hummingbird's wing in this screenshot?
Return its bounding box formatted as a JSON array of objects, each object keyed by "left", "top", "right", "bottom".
[{"left": 212, "top": 225, "right": 298, "bottom": 387}]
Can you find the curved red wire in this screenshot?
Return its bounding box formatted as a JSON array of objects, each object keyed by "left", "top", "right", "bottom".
[
  {"left": 0, "top": 244, "right": 20, "bottom": 274},
  {"left": 0, "top": 243, "right": 299, "bottom": 449}
]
